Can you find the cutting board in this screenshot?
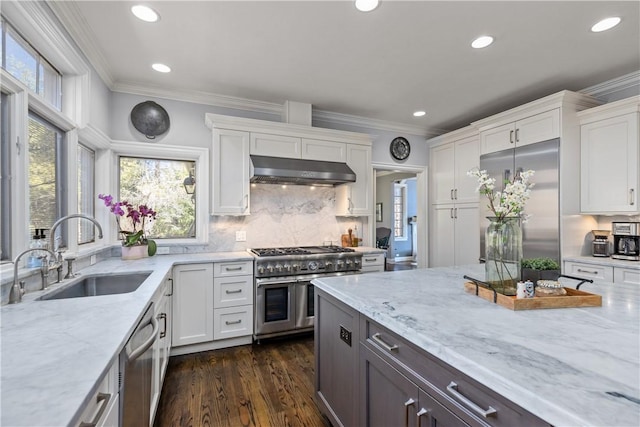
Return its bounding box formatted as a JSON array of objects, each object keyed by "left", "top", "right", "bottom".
[{"left": 341, "top": 234, "right": 352, "bottom": 247}]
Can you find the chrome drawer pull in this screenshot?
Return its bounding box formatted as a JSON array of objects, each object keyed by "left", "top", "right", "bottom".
[
  {"left": 225, "top": 319, "right": 242, "bottom": 325},
  {"left": 416, "top": 408, "right": 429, "bottom": 427},
  {"left": 446, "top": 381, "right": 497, "bottom": 418},
  {"left": 630, "top": 189, "right": 635, "bottom": 205},
  {"left": 364, "top": 258, "right": 377, "bottom": 262},
  {"left": 225, "top": 266, "right": 243, "bottom": 271},
  {"left": 577, "top": 268, "right": 598, "bottom": 275},
  {"left": 79, "top": 392, "right": 111, "bottom": 427},
  {"left": 225, "top": 289, "right": 243, "bottom": 294},
  {"left": 404, "top": 398, "right": 415, "bottom": 427},
  {"left": 371, "top": 332, "right": 399, "bottom": 352}
]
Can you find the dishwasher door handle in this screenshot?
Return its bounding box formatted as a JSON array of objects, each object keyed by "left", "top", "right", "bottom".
[{"left": 128, "top": 314, "right": 159, "bottom": 361}]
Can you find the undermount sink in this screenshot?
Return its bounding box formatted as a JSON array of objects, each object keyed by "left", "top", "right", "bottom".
[{"left": 38, "top": 272, "right": 151, "bottom": 300}]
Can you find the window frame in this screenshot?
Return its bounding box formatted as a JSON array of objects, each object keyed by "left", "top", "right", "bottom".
[
  {"left": 107, "top": 141, "right": 209, "bottom": 246},
  {"left": 393, "top": 182, "right": 408, "bottom": 241}
]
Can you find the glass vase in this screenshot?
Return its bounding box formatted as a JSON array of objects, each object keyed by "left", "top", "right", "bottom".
[{"left": 485, "top": 217, "right": 522, "bottom": 296}]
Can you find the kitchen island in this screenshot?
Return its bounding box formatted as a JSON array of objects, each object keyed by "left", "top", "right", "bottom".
[{"left": 312, "top": 265, "right": 640, "bottom": 427}]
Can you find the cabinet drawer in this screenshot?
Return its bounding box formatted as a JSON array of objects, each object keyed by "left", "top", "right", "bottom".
[
  {"left": 214, "top": 275, "right": 254, "bottom": 308},
  {"left": 214, "top": 260, "right": 253, "bottom": 277},
  {"left": 564, "top": 262, "right": 614, "bottom": 282},
  {"left": 361, "top": 265, "right": 384, "bottom": 273},
  {"left": 76, "top": 360, "right": 119, "bottom": 427},
  {"left": 362, "top": 253, "right": 385, "bottom": 266},
  {"left": 361, "top": 317, "right": 547, "bottom": 427},
  {"left": 614, "top": 267, "right": 640, "bottom": 285},
  {"left": 214, "top": 306, "right": 253, "bottom": 340}
]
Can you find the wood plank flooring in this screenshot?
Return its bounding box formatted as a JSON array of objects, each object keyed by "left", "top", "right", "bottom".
[{"left": 154, "top": 334, "right": 329, "bottom": 427}]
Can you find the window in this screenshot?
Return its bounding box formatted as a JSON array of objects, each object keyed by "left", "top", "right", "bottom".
[
  {"left": 393, "top": 182, "right": 407, "bottom": 240},
  {"left": 28, "top": 113, "right": 65, "bottom": 241},
  {"left": 0, "top": 92, "right": 10, "bottom": 261},
  {"left": 0, "top": 17, "right": 62, "bottom": 110},
  {"left": 78, "top": 144, "right": 95, "bottom": 244},
  {"left": 119, "top": 157, "right": 196, "bottom": 240}
]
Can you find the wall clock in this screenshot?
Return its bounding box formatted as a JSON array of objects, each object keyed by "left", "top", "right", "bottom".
[{"left": 390, "top": 136, "right": 410, "bottom": 161}]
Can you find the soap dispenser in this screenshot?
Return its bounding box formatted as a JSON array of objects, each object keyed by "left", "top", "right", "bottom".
[{"left": 26, "top": 229, "right": 42, "bottom": 268}]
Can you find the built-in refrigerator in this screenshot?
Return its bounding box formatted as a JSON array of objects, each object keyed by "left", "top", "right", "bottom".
[{"left": 479, "top": 138, "right": 560, "bottom": 262}]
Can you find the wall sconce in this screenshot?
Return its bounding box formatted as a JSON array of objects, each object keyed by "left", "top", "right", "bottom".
[{"left": 183, "top": 172, "right": 196, "bottom": 195}]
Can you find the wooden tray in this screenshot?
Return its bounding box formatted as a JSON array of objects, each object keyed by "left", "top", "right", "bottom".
[{"left": 464, "top": 282, "right": 602, "bottom": 311}]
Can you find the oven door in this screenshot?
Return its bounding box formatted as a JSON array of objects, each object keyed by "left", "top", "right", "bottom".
[
  {"left": 255, "top": 279, "right": 296, "bottom": 337},
  {"left": 296, "top": 280, "right": 315, "bottom": 329}
]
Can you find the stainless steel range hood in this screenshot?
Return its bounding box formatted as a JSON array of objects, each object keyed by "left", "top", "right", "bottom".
[{"left": 250, "top": 155, "right": 356, "bottom": 186}]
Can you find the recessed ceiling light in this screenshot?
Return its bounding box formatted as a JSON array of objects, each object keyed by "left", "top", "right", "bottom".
[
  {"left": 131, "top": 5, "right": 159, "bottom": 23},
  {"left": 591, "top": 17, "right": 621, "bottom": 32},
  {"left": 355, "top": 0, "right": 379, "bottom": 12},
  {"left": 152, "top": 63, "right": 171, "bottom": 73},
  {"left": 471, "top": 36, "right": 494, "bottom": 49},
  {"left": 413, "top": 111, "right": 426, "bottom": 117}
]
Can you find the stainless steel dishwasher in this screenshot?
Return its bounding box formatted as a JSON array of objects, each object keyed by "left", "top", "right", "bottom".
[{"left": 120, "top": 303, "right": 158, "bottom": 427}]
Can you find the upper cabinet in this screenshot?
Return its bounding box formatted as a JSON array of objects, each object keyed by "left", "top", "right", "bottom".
[
  {"left": 480, "top": 109, "right": 560, "bottom": 155},
  {"left": 578, "top": 96, "right": 640, "bottom": 214},
  {"left": 205, "top": 114, "right": 371, "bottom": 216},
  {"left": 430, "top": 133, "right": 479, "bottom": 205}
]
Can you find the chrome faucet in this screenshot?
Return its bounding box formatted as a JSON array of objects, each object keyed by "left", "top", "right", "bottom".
[
  {"left": 49, "top": 214, "right": 102, "bottom": 265},
  {"left": 10, "top": 248, "right": 58, "bottom": 304}
]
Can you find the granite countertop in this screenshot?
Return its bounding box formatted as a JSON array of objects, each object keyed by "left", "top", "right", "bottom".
[
  {"left": 564, "top": 255, "right": 640, "bottom": 270},
  {"left": 0, "top": 252, "right": 253, "bottom": 427},
  {"left": 312, "top": 265, "right": 640, "bottom": 427}
]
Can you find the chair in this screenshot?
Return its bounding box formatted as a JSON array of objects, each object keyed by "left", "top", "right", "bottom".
[{"left": 376, "top": 227, "right": 391, "bottom": 249}]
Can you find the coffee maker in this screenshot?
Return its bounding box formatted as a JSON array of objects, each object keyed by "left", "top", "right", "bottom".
[
  {"left": 611, "top": 222, "right": 640, "bottom": 261},
  {"left": 591, "top": 230, "right": 610, "bottom": 257}
]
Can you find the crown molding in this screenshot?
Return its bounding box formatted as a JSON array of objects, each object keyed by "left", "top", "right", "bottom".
[
  {"left": 47, "top": 1, "right": 115, "bottom": 87},
  {"left": 312, "top": 109, "right": 434, "bottom": 138},
  {"left": 580, "top": 70, "right": 640, "bottom": 99}
]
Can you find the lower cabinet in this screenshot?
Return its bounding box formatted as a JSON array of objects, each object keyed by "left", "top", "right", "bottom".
[
  {"left": 172, "top": 263, "right": 215, "bottom": 346},
  {"left": 75, "top": 359, "right": 119, "bottom": 427},
  {"left": 614, "top": 267, "right": 640, "bottom": 285},
  {"left": 564, "top": 260, "right": 640, "bottom": 285},
  {"left": 361, "top": 253, "right": 386, "bottom": 273},
  {"left": 151, "top": 274, "right": 173, "bottom": 425}
]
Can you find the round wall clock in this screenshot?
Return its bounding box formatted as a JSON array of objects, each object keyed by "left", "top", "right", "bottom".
[{"left": 390, "top": 136, "right": 411, "bottom": 161}]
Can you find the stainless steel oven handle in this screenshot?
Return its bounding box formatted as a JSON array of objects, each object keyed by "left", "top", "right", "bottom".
[
  {"left": 128, "top": 314, "right": 159, "bottom": 361},
  {"left": 256, "top": 280, "right": 295, "bottom": 288}
]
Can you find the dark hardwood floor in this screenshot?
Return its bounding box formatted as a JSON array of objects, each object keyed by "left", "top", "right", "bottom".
[{"left": 154, "top": 334, "right": 329, "bottom": 427}]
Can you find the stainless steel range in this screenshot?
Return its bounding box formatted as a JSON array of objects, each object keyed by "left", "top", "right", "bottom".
[{"left": 251, "top": 245, "right": 362, "bottom": 341}]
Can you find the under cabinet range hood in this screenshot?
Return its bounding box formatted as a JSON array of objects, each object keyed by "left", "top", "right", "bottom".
[{"left": 250, "top": 155, "right": 356, "bottom": 186}]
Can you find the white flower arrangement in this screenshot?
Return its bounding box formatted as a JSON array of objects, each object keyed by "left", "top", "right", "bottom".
[{"left": 467, "top": 169, "right": 535, "bottom": 222}]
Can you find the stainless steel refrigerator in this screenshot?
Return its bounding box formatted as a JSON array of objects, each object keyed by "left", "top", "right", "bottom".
[{"left": 479, "top": 138, "right": 560, "bottom": 262}]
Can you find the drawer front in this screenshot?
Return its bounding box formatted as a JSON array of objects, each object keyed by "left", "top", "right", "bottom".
[
  {"left": 214, "top": 275, "right": 253, "bottom": 308},
  {"left": 362, "top": 253, "right": 385, "bottom": 266},
  {"left": 614, "top": 267, "right": 640, "bottom": 285},
  {"left": 76, "top": 360, "right": 118, "bottom": 427},
  {"left": 214, "top": 260, "right": 254, "bottom": 277},
  {"left": 361, "top": 265, "right": 384, "bottom": 273},
  {"left": 361, "top": 317, "right": 547, "bottom": 427},
  {"left": 214, "top": 306, "right": 253, "bottom": 340},
  {"left": 564, "top": 262, "right": 614, "bottom": 281}
]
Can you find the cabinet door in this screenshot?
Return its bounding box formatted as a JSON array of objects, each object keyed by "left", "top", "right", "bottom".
[
  {"left": 360, "top": 345, "right": 419, "bottom": 427},
  {"left": 250, "top": 132, "right": 301, "bottom": 158},
  {"left": 430, "top": 143, "right": 455, "bottom": 205},
  {"left": 480, "top": 123, "right": 514, "bottom": 155},
  {"left": 212, "top": 129, "right": 250, "bottom": 215},
  {"left": 336, "top": 144, "right": 372, "bottom": 216},
  {"left": 454, "top": 136, "right": 480, "bottom": 204},
  {"left": 429, "top": 205, "right": 455, "bottom": 267},
  {"left": 301, "top": 139, "right": 346, "bottom": 162},
  {"left": 581, "top": 112, "right": 639, "bottom": 213},
  {"left": 454, "top": 204, "right": 480, "bottom": 266},
  {"left": 614, "top": 267, "right": 640, "bottom": 285},
  {"left": 515, "top": 109, "right": 560, "bottom": 147},
  {"left": 172, "top": 264, "right": 214, "bottom": 347}
]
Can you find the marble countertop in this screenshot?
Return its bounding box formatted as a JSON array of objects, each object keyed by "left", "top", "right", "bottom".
[
  {"left": 353, "top": 246, "right": 386, "bottom": 254},
  {"left": 564, "top": 255, "right": 640, "bottom": 270},
  {"left": 0, "top": 252, "right": 253, "bottom": 427},
  {"left": 312, "top": 265, "right": 640, "bottom": 427}
]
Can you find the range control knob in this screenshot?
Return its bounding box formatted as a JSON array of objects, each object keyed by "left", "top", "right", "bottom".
[
  {"left": 308, "top": 261, "right": 319, "bottom": 271},
  {"left": 345, "top": 259, "right": 353, "bottom": 267},
  {"left": 291, "top": 264, "right": 300, "bottom": 272},
  {"left": 336, "top": 260, "right": 345, "bottom": 270},
  {"left": 266, "top": 265, "right": 274, "bottom": 273},
  {"left": 257, "top": 266, "right": 265, "bottom": 275},
  {"left": 325, "top": 261, "right": 334, "bottom": 271},
  {"left": 275, "top": 264, "right": 283, "bottom": 273},
  {"left": 284, "top": 264, "right": 292, "bottom": 272},
  {"left": 354, "top": 259, "right": 361, "bottom": 266}
]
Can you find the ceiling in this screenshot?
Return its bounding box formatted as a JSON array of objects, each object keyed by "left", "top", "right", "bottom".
[{"left": 51, "top": 1, "right": 640, "bottom": 136}]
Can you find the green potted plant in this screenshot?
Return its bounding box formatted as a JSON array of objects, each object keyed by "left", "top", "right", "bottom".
[{"left": 521, "top": 257, "right": 560, "bottom": 283}]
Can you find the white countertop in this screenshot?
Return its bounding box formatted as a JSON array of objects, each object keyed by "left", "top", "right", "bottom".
[
  {"left": 312, "top": 265, "right": 640, "bottom": 427},
  {"left": 0, "top": 252, "right": 253, "bottom": 427},
  {"left": 564, "top": 255, "right": 640, "bottom": 270}
]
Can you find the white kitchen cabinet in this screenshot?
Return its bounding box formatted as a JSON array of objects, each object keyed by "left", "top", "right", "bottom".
[
  {"left": 336, "top": 143, "right": 373, "bottom": 216},
  {"left": 361, "top": 253, "right": 386, "bottom": 273},
  {"left": 172, "top": 263, "right": 214, "bottom": 347},
  {"left": 614, "top": 267, "right": 640, "bottom": 285},
  {"left": 579, "top": 97, "right": 640, "bottom": 214},
  {"left": 431, "top": 134, "right": 479, "bottom": 205},
  {"left": 250, "top": 132, "right": 301, "bottom": 158},
  {"left": 563, "top": 261, "right": 614, "bottom": 282},
  {"left": 75, "top": 358, "right": 119, "bottom": 427},
  {"left": 212, "top": 128, "right": 250, "bottom": 215},
  {"left": 430, "top": 203, "right": 479, "bottom": 267},
  {"left": 151, "top": 274, "right": 172, "bottom": 425},
  {"left": 301, "top": 139, "right": 346, "bottom": 162},
  {"left": 480, "top": 109, "right": 560, "bottom": 155},
  {"left": 213, "top": 260, "right": 253, "bottom": 340}
]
